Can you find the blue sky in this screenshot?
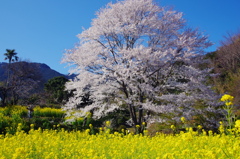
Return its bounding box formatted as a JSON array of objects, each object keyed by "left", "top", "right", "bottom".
[{"left": 0, "top": 0, "right": 239, "bottom": 75}]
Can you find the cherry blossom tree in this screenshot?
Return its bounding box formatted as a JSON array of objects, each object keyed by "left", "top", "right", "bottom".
[{"left": 62, "top": 0, "right": 222, "bottom": 130}]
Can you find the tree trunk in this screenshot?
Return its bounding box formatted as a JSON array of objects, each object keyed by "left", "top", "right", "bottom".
[
  {"left": 0, "top": 87, "right": 8, "bottom": 107},
  {"left": 128, "top": 103, "right": 137, "bottom": 125}
]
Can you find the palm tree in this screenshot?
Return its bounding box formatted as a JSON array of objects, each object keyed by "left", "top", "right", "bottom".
[
  {"left": 4, "top": 49, "right": 18, "bottom": 64},
  {"left": 4, "top": 49, "right": 19, "bottom": 87}
]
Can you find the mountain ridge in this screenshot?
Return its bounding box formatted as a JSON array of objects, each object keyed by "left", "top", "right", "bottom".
[{"left": 0, "top": 62, "right": 75, "bottom": 91}]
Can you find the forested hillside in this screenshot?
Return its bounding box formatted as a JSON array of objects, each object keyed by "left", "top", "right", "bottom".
[
  {"left": 0, "top": 61, "right": 75, "bottom": 106},
  {"left": 0, "top": 62, "right": 71, "bottom": 90},
  {"left": 206, "top": 33, "right": 240, "bottom": 106}
]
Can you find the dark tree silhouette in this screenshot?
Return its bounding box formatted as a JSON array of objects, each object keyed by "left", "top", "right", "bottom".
[{"left": 4, "top": 49, "right": 18, "bottom": 64}]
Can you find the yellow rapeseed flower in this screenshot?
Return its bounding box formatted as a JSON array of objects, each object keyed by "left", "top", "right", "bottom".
[
  {"left": 106, "top": 121, "right": 110, "bottom": 127},
  {"left": 197, "top": 125, "right": 202, "bottom": 130},
  {"left": 235, "top": 120, "right": 240, "bottom": 129},
  {"left": 219, "top": 121, "right": 225, "bottom": 134},
  {"left": 181, "top": 117, "right": 186, "bottom": 123},
  {"left": 225, "top": 101, "right": 233, "bottom": 106},
  {"left": 136, "top": 125, "right": 140, "bottom": 128},
  {"left": 220, "top": 94, "right": 234, "bottom": 102},
  {"left": 1, "top": 121, "right": 240, "bottom": 158},
  {"left": 170, "top": 125, "right": 176, "bottom": 130}
]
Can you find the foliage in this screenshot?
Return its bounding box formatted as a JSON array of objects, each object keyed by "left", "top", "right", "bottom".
[
  {"left": 0, "top": 106, "right": 67, "bottom": 134},
  {"left": 0, "top": 106, "right": 27, "bottom": 134},
  {"left": 4, "top": 49, "right": 18, "bottom": 64},
  {"left": 209, "top": 32, "right": 240, "bottom": 103},
  {"left": 1, "top": 122, "right": 240, "bottom": 158},
  {"left": 44, "top": 76, "right": 70, "bottom": 104},
  {"left": 62, "top": 0, "right": 221, "bottom": 130},
  {"left": 220, "top": 94, "right": 237, "bottom": 132},
  {"left": 33, "top": 106, "right": 65, "bottom": 118},
  {"left": 0, "top": 105, "right": 103, "bottom": 134}
]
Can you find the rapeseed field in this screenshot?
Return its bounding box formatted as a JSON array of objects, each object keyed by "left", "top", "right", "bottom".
[
  {"left": 1, "top": 94, "right": 240, "bottom": 158},
  {"left": 0, "top": 123, "right": 240, "bottom": 159}
]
